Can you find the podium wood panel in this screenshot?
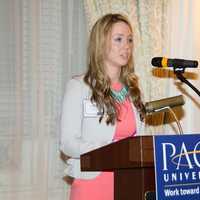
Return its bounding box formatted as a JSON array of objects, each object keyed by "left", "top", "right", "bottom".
[
  {"left": 81, "top": 136, "right": 155, "bottom": 200},
  {"left": 115, "top": 168, "right": 155, "bottom": 200}
]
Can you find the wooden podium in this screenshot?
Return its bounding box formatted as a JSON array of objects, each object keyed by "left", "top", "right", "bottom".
[{"left": 81, "top": 136, "right": 156, "bottom": 200}]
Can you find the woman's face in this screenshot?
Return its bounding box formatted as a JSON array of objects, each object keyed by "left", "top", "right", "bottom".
[{"left": 104, "top": 21, "right": 133, "bottom": 74}]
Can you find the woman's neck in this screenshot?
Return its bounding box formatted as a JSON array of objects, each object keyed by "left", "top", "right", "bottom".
[{"left": 106, "top": 68, "right": 121, "bottom": 83}]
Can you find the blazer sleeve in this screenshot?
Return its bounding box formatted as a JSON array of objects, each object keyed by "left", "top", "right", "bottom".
[{"left": 60, "top": 78, "right": 108, "bottom": 158}]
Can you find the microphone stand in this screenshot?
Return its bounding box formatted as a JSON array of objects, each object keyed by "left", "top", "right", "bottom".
[
  {"left": 174, "top": 68, "right": 200, "bottom": 97},
  {"left": 153, "top": 106, "right": 183, "bottom": 135},
  {"left": 166, "top": 107, "right": 183, "bottom": 135}
]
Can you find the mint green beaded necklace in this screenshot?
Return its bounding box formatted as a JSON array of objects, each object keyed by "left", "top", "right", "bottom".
[{"left": 110, "top": 86, "right": 129, "bottom": 103}]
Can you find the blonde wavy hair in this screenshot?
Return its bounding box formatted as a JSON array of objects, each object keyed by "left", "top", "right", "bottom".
[{"left": 84, "top": 13, "right": 145, "bottom": 125}]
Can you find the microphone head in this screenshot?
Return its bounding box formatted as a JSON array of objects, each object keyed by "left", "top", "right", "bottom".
[
  {"left": 193, "top": 60, "right": 198, "bottom": 68},
  {"left": 151, "top": 57, "right": 163, "bottom": 67},
  {"left": 145, "top": 95, "right": 185, "bottom": 114}
]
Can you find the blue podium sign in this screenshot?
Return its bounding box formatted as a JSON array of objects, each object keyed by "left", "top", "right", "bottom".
[{"left": 154, "top": 134, "right": 200, "bottom": 200}]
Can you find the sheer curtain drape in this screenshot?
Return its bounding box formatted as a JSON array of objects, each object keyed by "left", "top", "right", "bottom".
[
  {"left": 1, "top": 1, "right": 200, "bottom": 200},
  {"left": 165, "top": 0, "right": 200, "bottom": 133},
  {"left": 0, "top": 0, "right": 86, "bottom": 199},
  {"left": 62, "top": 0, "right": 87, "bottom": 82}
]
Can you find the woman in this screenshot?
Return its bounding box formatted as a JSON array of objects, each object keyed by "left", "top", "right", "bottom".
[{"left": 60, "top": 13, "right": 146, "bottom": 200}]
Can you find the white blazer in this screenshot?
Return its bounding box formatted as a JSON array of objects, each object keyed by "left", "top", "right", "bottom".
[{"left": 60, "top": 75, "right": 146, "bottom": 179}]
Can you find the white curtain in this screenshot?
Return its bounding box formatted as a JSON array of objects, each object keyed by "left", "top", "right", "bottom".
[
  {"left": 165, "top": 0, "right": 200, "bottom": 134},
  {"left": 0, "top": 0, "right": 200, "bottom": 200},
  {"left": 62, "top": 0, "right": 87, "bottom": 82},
  {"left": 0, "top": 0, "right": 86, "bottom": 199}
]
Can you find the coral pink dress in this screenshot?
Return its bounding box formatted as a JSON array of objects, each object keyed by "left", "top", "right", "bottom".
[{"left": 70, "top": 82, "right": 136, "bottom": 200}]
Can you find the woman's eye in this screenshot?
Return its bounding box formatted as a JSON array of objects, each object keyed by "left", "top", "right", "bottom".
[
  {"left": 114, "top": 37, "right": 122, "bottom": 42},
  {"left": 128, "top": 38, "right": 133, "bottom": 43}
]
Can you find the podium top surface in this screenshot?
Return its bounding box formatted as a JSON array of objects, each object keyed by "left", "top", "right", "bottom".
[{"left": 81, "top": 136, "right": 154, "bottom": 171}]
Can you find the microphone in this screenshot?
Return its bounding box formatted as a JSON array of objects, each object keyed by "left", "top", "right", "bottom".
[
  {"left": 145, "top": 95, "right": 185, "bottom": 114},
  {"left": 151, "top": 57, "right": 198, "bottom": 69}
]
